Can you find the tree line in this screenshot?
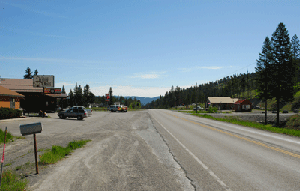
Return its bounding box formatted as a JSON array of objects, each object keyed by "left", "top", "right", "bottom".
[{"left": 145, "top": 22, "right": 300, "bottom": 125}]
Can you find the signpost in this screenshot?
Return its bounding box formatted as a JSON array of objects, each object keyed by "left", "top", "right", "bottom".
[
  {"left": 0, "top": 127, "right": 7, "bottom": 186},
  {"left": 20, "top": 122, "right": 43, "bottom": 174}
]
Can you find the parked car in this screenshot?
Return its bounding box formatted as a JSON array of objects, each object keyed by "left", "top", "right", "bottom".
[
  {"left": 117, "top": 105, "right": 127, "bottom": 112},
  {"left": 193, "top": 106, "right": 203, "bottom": 111},
  {"left": 109, "top": 105, "right": 118, "bottom": 112},
  {"left": 58, "top": 108, "right": 87, "bottom": 120}
]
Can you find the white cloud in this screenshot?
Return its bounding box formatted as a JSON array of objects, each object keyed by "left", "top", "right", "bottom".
[
  {"left": 131, "top": 74, "right": 159, "bottom": 79},
  {"left": 198, "top": 66, "right": 222, "bottom": 70},
  {"left": 55, "top": 82, "right": 75, "bottom": 87},
  {"left": 91, "top": 85, "right": 170, "bottom": 97},
  {"left": 129, "top": 71, "right": 166, "bottom": 79},
  {"left": 4, "top": 2, "right": 67, "bottom": 19}
]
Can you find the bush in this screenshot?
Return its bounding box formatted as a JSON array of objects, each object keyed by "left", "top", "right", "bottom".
[
  {"left": 208, "top": 106, "right": 218, "bottom": 113},
  {"left": 286, "top": 115, "right": 300, "bottom": 130},
  {"left": 0, "top": 108, "right": 22, "bottom": 119},
  {"left": 0, "top": 170, "right": 28, "bottom": 191}
]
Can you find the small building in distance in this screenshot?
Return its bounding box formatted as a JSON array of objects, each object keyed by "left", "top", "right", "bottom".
[
  {"left": 206, "top": 97, "right": 239, "bottom": 110},
  {"left": 234, "top": 99, "right": 252, "bottom": 112},
  {"left": 0, "top": 85, "right": 24, "bottom": 109}
]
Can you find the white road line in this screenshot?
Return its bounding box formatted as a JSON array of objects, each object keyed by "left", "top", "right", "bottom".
[{"left": 152, "top": 116, "right": 232, "bottom": 191}]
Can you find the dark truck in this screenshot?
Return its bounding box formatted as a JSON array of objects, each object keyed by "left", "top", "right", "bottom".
[{"left": 58, "top": 108, "right": 87, "bottom": 120}]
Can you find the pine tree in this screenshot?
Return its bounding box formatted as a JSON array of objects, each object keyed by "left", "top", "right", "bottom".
[
  {"left": 34, "top": 69, "right": 38, "bottom": 76},
  {"left": 271, "top": 22, "right": 297, "bottom": 125},
  {"left": 291, "top": 34, "right": 300, "bottom": 59},
  {"left": 62, "top": 85, "right": 66, "bottom": 94},
  {"left": 255, "top": 36, "right": 274, "bottom": 124},
  {"left": 24, "top": 67, "right": 33, "bottom": 79}
]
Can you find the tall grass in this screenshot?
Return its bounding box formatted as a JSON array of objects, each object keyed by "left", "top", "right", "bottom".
[
  {"left": 0, "top": 129, "right": 13, "bottom": 143},
  {"left": 39, "top": 139, "right": 91, "bottom": 164},
  {"left": 0, "top": 170, "right": 28, "bottom": 191}
]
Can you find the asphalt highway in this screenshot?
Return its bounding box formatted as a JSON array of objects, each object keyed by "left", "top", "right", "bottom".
[
  {"left": 149, "top": 109, "right": 300, "bottom": 191},
  {"left": 1, "top": 109, "right": 300, "bottom": 190}
]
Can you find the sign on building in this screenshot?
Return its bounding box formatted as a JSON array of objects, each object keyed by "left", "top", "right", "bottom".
[
  {"left": 33, "top": 75, "right": 55, "bottom": 88},
  {"left": 44, "top": 88, "right": 61, "bottom": 94}
]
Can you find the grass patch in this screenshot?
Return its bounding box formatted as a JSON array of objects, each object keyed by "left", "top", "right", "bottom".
[
  {"left": 91, "top": 107, "right": 108, "bottom": 112},
  {"left": 0, "top": 170, "right": 28, "bottom": 191},
  {"left": 192, "top": 113, "right": 300, "bottom": 137},
  {"left": 39, "top": 139, "right": 91, "bottom": 164},
  {"left": 0, "top": 129, "right": 13, "bottom": 143},
  {"left": 4, "top": 163, "right": 11, "bottom": 167}
]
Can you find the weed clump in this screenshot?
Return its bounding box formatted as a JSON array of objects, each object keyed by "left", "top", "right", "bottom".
[
  {"left": 286, "top": 115, "right": 300, "bottom": 130},
  {"left": 208, "top": 106, "right": 218, "bottom": 113},
  {"left": 39, "top": 139, "right": 91, "bottom": 164},
  {"left": 0, "top": 170, "right": 28, "bottom": 191}
]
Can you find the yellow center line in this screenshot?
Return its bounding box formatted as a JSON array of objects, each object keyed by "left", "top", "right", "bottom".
[{"left": 164, "top": 112, "right": 300, "bottom": 159}]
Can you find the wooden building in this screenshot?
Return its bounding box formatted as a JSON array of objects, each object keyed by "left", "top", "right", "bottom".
[
  {"left": 207, "top": 97, "right": 239, "bottom": 110},
  {"left": 0, "top": 78, "right": 67, "bottom": 112},
  {"left": 234, "top": 99, "right": 252, "bottom": 112},
  {"left": 0, "top": 85, "right": 24, "bottom": 109}
]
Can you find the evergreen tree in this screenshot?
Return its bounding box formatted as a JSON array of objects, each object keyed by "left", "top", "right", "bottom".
[
  {"left": 271, "top": 22, "right": 297, "bottom": 125},
  {"left": 34, "top": 69, "right": 38, "bottom": 76},
  {"left": 255, "top": 36, "right": 274, "bottom": 124},
  {"left": 69, "top": 89, "right": 74, "bottom": 107},
  {"left": 62, "top": 85, "right": 66, "bottom": 94},
  {"left": 24, "top": 67, "right": 33, "bottom": 79},
  {"left": 291, "top": 34, "right": 300, "bottom": 59}
]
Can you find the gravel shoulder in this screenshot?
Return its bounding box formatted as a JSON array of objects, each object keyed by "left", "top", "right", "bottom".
[{"left": 0, "top": 111, "right": 194, "bottom": 191}]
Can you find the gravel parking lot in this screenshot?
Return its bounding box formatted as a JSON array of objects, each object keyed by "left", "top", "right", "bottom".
[{"left": 0, "top": 111, "right": 193, "bottom": 191}]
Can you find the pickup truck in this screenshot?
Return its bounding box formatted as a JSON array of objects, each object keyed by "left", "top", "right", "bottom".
[
  {"left": 118, "top": 105, "right": 127, "bottom": 112},
  {"left": 58, "top": 108, "right": 87, "bottom": 120}
]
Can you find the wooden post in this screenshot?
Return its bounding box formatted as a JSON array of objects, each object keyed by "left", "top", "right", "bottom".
[
  {"left": 33, "top": 134, "right": 39, "bottom": 174},
  {"left": 0, "top": 127, "right": 8, "bottom": 186}
]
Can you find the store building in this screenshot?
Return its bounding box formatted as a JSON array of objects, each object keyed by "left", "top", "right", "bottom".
[
  {"left": 0, "top": 85, "right": 24, "bottom": 109},
  {"left": 0, "top": 76, "right": 67, "bottom": 112}
]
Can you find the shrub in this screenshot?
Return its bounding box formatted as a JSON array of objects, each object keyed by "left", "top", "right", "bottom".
[
  {"left": 0, "top": 108, "right": 22, "bottom": 119},
  {"left": 286, "top": 115, "right": 300, "bottom": 130},
  {"left": 208, "top": 106, "right": 218, "bottom": 113}
]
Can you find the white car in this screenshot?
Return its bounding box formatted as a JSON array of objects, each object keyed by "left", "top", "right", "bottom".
[{"left": 193, "top": 106, "right": 203, "bottom": 111}]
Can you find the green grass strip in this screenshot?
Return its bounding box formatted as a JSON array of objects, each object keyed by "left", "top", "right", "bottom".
[
  {"left": 39, "top": 139, "right": 91, "bottom": 164},
  {"left": 0, "top": 170, "right": 28, "bottom": 191},
  {"left": 0, "top": 129, "right": 13, "bottom": 143},
  {"left": 191, "top": 113, "right": 300, "bottom": 137}
]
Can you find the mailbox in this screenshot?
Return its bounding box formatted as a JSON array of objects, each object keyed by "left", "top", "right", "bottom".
[{"left": 19, "top": 122, "right": 43, "bottom": 136}]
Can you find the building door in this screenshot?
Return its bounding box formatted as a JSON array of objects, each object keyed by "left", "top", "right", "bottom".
[{"left": 10, "top": 98, "right": 15, "bottom": 109}]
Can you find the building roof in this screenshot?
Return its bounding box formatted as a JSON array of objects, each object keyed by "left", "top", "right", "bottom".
[
  {"left": 207, "top": 97, "right": 238, "bottom": 104},
  {"left": 0, "top": 85, "right": 24, "bottom": 97},
  {"left": 234, "top": 99, "right": 251, "bottom": 105},
  {"left": 45, "top": 94, "right": 67, "bottom": 98},
  {"left": 0, "top": 78, "right": 43, "bottom": 93}
]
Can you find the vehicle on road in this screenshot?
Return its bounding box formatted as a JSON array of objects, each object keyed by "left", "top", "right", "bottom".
[
  {"left": 118, "top": 105, "right": 127, "bottom": 112},
  {"left": 108, "top": 105, "right": 118, "bottom": 112},
  {"left": 193, "top": 106, "right": 203, "bottom": 111},
  {"left": 58, "top": 108, "right": 87, "bottom": 120},
  {"left": 109, "top": 105, "right": 127, "bottom": 112}
]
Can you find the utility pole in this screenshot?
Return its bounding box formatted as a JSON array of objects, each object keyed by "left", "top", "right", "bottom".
[{"left": 196, "top": 83, "right": 198, "bottom": 113}]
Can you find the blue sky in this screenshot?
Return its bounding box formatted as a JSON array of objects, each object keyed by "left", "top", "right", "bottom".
[{"left": 1, "top": 0, "right": 299, "bottom": 97}]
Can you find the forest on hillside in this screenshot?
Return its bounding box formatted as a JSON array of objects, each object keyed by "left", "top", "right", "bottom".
[{"left": 145, "top": 23, "right": 300, "bottom": 110}]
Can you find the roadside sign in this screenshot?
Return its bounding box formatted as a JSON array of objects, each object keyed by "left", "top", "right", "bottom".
[
  {"left": 19, "top": 122, "right": 42, "bottom": 136},
  {"left": 19, "top": 122, "right": 42, "bottom": 174}
]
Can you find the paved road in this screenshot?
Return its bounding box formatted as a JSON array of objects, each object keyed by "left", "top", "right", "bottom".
[
  {"left": 1, "top": 110, "right": 300, "bottom": 190},
  {"left": 149, "top": 109, "right": 300, "bottom": 191}
]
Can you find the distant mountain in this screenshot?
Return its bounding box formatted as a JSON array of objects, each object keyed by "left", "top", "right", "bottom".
[
  {"left": 124, "top": 96, "right": 160, "bottom": 105},
  {"left": 136, "top": 97, "right": 160, "bottom": 105}
]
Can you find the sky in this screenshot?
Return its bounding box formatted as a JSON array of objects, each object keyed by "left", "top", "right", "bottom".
[{"left": 1, "top": 0, "right": 300, "bottom": 97}]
